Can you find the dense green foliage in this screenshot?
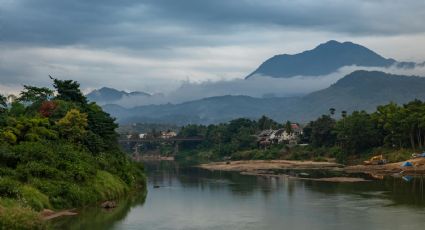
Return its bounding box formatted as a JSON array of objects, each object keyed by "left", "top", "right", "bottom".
[
  {"left": 175, "top": 99, "right": 425, "bottom": 165},
  {"left": 301, "top": 99, "right": 425, "bottom": 163},
  {"left": 175, "top": 116, "right": 286, "bottom": 162},
  {"left": 0, "top": 78, "right": 145, "bottom": 229}
]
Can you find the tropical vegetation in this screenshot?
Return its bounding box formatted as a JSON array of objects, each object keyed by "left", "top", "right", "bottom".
[
  {"left": 175, "top": 116, "right": 285, "bottom": 163},
  {"left": 175, "top": 100, "right": 425, "bottom": 164},
  {"left": 0, "top": 78, "right": 145, "bottom": 229}
]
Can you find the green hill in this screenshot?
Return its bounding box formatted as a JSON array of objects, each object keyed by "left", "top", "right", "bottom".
[{"left": 104, "top": 71, "right": 425, "bottom": 124}]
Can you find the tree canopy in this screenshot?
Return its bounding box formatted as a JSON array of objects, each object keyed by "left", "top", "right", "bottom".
[
  {"left": 51, "top": 76, "right": 87, "bottom": 104},
  {"left": 0, "top": 77, "right": 146, "bottom": 221}
]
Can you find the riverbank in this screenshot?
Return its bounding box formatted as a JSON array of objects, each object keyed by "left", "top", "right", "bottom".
[
  {"left": 139, "top": 155, "right": 175, "bottom": 161},
  {"left": 199, "top": 160, "right": 341, "bottom": 172},
  {"left": 345, "top": 157, "right": 425, "bottom": 175},
  {"left": 0, "top": 169, "right": 147, "bottom": 229},
  {"left": 198, "top": 158, "right": 425, "bottom": 180}
]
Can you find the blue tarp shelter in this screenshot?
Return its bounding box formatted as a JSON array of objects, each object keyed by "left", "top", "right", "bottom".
[
  {"left": 402, "top": 175, "right": 413, "bottom": 182},
  {"left": 401, "top": 161, "right": 413, "bottom": 167}
]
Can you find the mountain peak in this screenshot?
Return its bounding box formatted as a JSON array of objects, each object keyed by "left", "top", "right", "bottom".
[
  {"left": 87, "top": 87, "right": 150, "bottom": 104},
  {"left": 315, "top": 40, "right": 359, "bottom": 50},
  {"left": 245, "top": 41, "right": 413, "bottom": 79},
  {"left": 317, "top": 40, "right": 342, "bottom": 47}
]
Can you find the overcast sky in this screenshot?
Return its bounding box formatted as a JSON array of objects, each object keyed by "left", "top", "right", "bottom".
[{"left": 1, "top": 0, "right": 425, "bottom": 95}]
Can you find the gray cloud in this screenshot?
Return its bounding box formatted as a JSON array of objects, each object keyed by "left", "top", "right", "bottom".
[
  {"left": 1, "top": 0, "right": 425, "bottom": 49},
  {"left": 2, "top": 0, "right": 425, "bottom": 96}
]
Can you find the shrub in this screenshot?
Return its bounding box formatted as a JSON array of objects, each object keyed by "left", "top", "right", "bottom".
[
  {"left": 0, "top": 145, "right": 19, "bottom": 168},
  {"left": 0, "top": 167, "right": 16, "bottom": 177},
  {"left": 93, "top": 171, "right": 129, "bottom": 201},
  {"left": 313, "top": 156, "right": 328, "bottom": 162},
  {"left": 0, "top": 130, "right": 17, "bottom": 144},
  {"left": 19, "top": 185, "right": 51, "bottom": 212},
  {"left": 30, "top": 179, "right": 95, "bottom": 208},
  {"left": 332, "top": 148, "right": 347, "bottom": 164},
  {"left": 11, "top": 142, "right": 57, "bottom": 165},
  {"left": 0, "top": 177, "right": 21, "bottom": 198},
  {"left": 17, "top": 162, "right": 63, "bottom": 182},
  {"left": 385, "top": 149, "right": 411, "bottom": 163},
  {"left": 231, "top": 150, "right": 256, "bottom": 160},
  {"left": 0, "top": 204, "right": 47, "bottom": 230}
]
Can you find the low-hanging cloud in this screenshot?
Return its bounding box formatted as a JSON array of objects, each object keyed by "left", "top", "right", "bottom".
[{"left": 111, "top": 64, "right": 425, "bottom": 108}]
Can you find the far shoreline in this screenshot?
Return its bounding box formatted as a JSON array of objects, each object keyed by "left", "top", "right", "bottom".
[{"left": 197, "top": 158, "right": 425, "bottom": 182}]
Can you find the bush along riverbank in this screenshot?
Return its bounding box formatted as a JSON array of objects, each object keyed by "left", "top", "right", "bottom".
[{"left": 0, "top": 78, "right": 146, "bottom": 229}]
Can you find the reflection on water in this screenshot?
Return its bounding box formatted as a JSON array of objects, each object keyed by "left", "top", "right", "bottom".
[
  {"left": 57, "top": 161, "right": 425, "bottom": 230},
  {"left": 52, "top": 192, "right": 147, "bottom": 230}
]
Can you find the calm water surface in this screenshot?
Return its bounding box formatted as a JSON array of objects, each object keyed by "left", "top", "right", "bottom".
[{"left": 56, "top": 161, "right": 425, "bottom": 230}]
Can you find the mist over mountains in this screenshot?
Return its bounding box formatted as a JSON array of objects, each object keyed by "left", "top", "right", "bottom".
[
  {"left": 246, "top": 40, "right": 417, "bottom": 79},
  {"left": 101, "top": 70, "right": 425, "bottom": 125},
  {"left": 85, "top": 41, "right": 425, "bottom": 124}
]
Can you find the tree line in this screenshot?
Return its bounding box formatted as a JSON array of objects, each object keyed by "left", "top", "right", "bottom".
[
  {"left": 305, "top": 100, "right": 425, "bottom": 155},
  {"left": 176, "top": 99, "right": 425, "bottom": 163},
  {"left": 176, "top": 116, "right": 296, "bottom": 162}
]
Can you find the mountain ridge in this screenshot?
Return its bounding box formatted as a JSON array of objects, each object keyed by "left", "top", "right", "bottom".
[
  {"left": 102, "top": 70, "right": 425, "bottom": 125},
  {"left": 86, "top": 87, "right": 150, "bottom": 104},
  {"left": 246, "top": 40, "right": 416, "bottom": 79}
]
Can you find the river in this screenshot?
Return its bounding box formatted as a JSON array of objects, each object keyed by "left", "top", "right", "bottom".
[{"left": 55, "top": 161, "right": 425, "bottom": 229}]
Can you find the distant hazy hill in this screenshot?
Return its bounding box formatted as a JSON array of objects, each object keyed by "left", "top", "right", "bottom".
[
  {"left": 246, "top": 40, "right": 415, "bottom": 79},
  {"left": 103, "top": 71, "right": 425, "bottom": 125},
  {"left": 87, "top": 87, "right": 150, "bottom": 104},
  {"left": 294, "top": 70, "right": 425, "bottom": 121},
  {"left": 103, "top": 96, "right": 297, "bottom": 124}
]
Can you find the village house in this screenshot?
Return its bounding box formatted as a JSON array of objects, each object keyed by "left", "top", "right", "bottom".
[
  {"left": 257, "top": 124, "right": 303, "bottom": 148},
  {"left": 160, "top": 130, "right": 177, "bottom": 139}
]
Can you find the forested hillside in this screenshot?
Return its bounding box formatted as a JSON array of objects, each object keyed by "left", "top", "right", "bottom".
[
  {"left": 0, "top": 78, "right": 146, "bottom": 229},
  {"left": 104, "top": 71, "right": 425, "bottom": 125}
]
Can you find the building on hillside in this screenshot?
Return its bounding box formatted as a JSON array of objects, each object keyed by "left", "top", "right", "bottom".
[
  {"left": 291, "top": 123, "right": 302, "bottom": 136},
  {"left": 139, "top": 133, "right": 147, "bottom": 139},
  {"left": 257, "top": 124, "right": 303, "bottom": 147},
  {"left": 257, "top": 129, "right": 274, "bottom": 149},
  {"left": 160, "top": 130, "right": 177, "bottom": 139}
]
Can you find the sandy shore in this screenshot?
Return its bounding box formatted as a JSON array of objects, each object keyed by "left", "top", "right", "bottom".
[
  {"left": 199, "top": 160, "right": 341, "bottom": 171},
  {"left": 198, "top": 158, "right": 425, "bottom": 182},
  {"left": 345, "top": 157, "right": 425, "bottom": 175}
]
